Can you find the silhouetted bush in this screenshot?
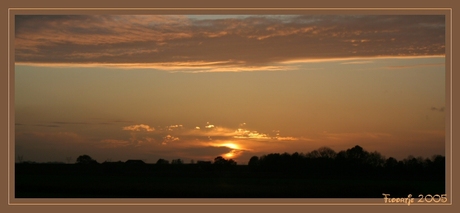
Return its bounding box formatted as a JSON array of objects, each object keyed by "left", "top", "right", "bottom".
[
  {"left": 76, "top": 155, "right": 98, "bottom": 165},
  {"left": 156, "top": 159, "right": 169, "bottom": 164}
]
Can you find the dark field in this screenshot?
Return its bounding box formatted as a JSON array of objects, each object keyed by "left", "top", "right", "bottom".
[{"left": 15, "top": 163, "right": 445, "bottom": 198}]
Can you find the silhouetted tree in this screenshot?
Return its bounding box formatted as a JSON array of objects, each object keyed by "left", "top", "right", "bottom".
[
  {"left": 227, "top": 159, "right": 237, "bottom": 165},
  {"left": 214, "top": 156, "right": 227, "bottom": 165},
  {"left": 156, "top": 158, "right": 169, "bottom": 164},
  {"left": 248, "top": 156, "right": 259, "bottom": 167},
  {"left": 333, "top": 146, "right": 372, "bottom": 175},
  {"left": 304, "top": 147, "right": 337, "bottom": 175},
  {"left": 346, "top": 145, "right": 369, "bottom": 161},
  {"left": 430, "top": 155, "right": 445, "bottom": 179},
  {"left": 214, "top": 156, "right": 237, "bottom": 166},
  {"left": 171, "top": 159, "right": 183, "bottom": 164},
  {"left": 317, "top": 147, "right": 337, "bottom": 159},
  {"left": 258, "top": 153, "right": 284, "bottom": 172},
  {"left": 335, "top": 150, "right": 347, "bottom": 160},
  {"left": 307, "top": 150, "right": 321, "bottom": 158},
  {"left": 366, "top": 151, "right": 385, "bottom": 167},
  {"left": 384, "top": 157, "right": 398, "bottom": 168},
  {"left": 431, "top": 155, "right": 445, "bottom": 168},
  {"left": 403, "top": 155, "right": 425, "bottom": 175},
  {"left": 290, "top": 152, "right": 304, "bottom": 167},
  {"left": 76, "top": 155, "right": 98, "bottom": 164}
]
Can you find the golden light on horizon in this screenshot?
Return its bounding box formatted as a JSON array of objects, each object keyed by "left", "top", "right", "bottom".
[
  {"left": 223, "top": 149, "right": 244, "bottom": 159},
  {"left": 219, "top": 142, "right": 244, "bottom": 159},
  {"left": 221, "top": 143, "right": 239, "bottom": 150}
]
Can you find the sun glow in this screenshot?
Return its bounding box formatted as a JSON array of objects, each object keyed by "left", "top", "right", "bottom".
[
  {"left": 225, "top": 152, "right": 234, "bottom": 158},
  {"left": 221, "top": 143, "right": 239, "bottom": 150},
  {"left": 219, "top": 143, "right": 244, "bottom": 159},
  {"left": 223, "top": 149, "right": 243, "bottom": 159}
]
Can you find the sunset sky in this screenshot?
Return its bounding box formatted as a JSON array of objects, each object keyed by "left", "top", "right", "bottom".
[{"left": 14, "top": 14, "right": 446, "bottom": 164}]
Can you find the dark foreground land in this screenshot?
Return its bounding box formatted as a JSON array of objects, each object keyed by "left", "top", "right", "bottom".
[{"left": 15, "top": 163, "right": 444, "bottom": 198}]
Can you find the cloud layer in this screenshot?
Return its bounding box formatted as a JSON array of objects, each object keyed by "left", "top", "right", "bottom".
[
  {"left": 15, "top": 120, "right": 444, "bottom": 163},
  {"left": 15, "top": 15, "right": 445, "bottom": 71}
]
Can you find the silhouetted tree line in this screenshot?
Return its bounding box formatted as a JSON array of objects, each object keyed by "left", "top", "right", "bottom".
[
  {"left": 43, "top": 154, "right": 240, "bottom": 174},
  {"left": 248, "top": 145, "right": 445, "bottom": 180},
  {"left": 16, "top": 145, "right": 445, "bottom": 198},
  {"left": 16, "top": 145, "right": 444, "bottom": 180},
  {"left": 214, "top": 156, "right": 237, "bottom": 165}
]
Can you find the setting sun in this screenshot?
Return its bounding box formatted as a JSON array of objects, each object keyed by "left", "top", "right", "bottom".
[
  {"left": 221, "top": 143, "right": 239, "bottom": 150},
  {"left": 220, "top": 143, "right": 242, "bottom": 159}
]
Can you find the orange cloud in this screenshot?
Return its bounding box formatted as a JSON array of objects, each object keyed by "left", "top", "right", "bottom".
[
  {"left": 182, "top": 123, "right": 300, "bottom": 142},
  {"left": 233, "top": 128, "right": 271, "bottom": 140},
  {"left": 205, "top": 124, "right": 215, "bottom": 129},
  {"left": 122, "top": 124, "right": 155, "bottom": 132},
  {"left": 163, "top": 135, "right": 180, "bottom": 144},
  {"left": 167, "top": 124, "right": 183, "bottom": 131}
]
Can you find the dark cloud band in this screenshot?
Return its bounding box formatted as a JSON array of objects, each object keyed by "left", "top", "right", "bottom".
[{"left": 15, "top": 15, "right": 445, "bottom": 69}]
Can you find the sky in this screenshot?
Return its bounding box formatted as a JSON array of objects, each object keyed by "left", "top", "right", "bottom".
[{"left": 14, "top": 14, "right": 446, "bottom": 164}]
